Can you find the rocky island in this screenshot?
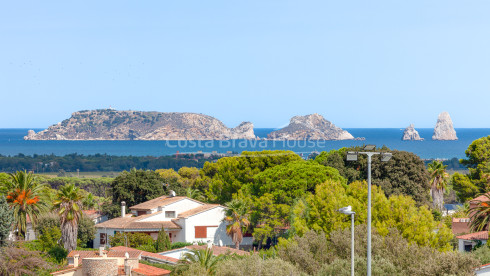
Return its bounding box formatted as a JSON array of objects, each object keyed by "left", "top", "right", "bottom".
[
  {"left": 267, "top": 114, "right": 354, "bottom": 140},
  {"left": 24, "top": 109, "right": 256, "bottom": 140},
  {"left": 402, "top": 124, "right": 423, "bottom": 141},
  {"left": 432, "top": 111, "right": 458, "bottom": 140}
]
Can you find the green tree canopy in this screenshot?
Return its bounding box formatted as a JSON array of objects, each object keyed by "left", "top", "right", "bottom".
[
  {"left": 199, "top": 150, "right": 302, "bottom": 203},
  {"left": 111, "top": 169, "right": 166, "bottom": 207},
  {"left": 453, "top": 136, "right": 490, "bottom": 201},
  {"left": 291, "top": 180, "right": 452, "bottom": 251},
  {"left": 461, "top": 135, "right": 490, "bottom": 178},
  {"left": 251, "top": 160, "right": 345, "bottom": 206},
  {"left": 315, "top": 148, "right": 430, "bottom": 204}
]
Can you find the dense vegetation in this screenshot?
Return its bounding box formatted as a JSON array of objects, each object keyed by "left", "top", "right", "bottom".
[
  {"left": 0, "top": 153, "right": 218, "bottom": 173},
  {"left": 0, "top": 138, "right": 489, "bottom": 275},
  {"left": 452, "top": 135, "right": 490, "bottom": 202}
]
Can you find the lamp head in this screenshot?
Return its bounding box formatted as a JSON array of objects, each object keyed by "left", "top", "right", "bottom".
[
  {"left": 363, "top": 145, "right": 376, "bottom": 151},
  {"left": 381, "top": 152, "right": 392, "bottom": 162},
  {"left": 337, "top": 205, "right": 355, "bottom": 215},
  {"left": 346, "top": 152, "right": 358, "bottom": 161}
]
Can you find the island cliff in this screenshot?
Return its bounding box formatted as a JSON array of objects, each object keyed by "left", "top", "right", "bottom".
[
  {"left": 267, "top": 114, "right": 354, "bottom": 140},
  {"left": 24, "top": 109, "right": 256, "bottom": 140},
  {"left": 432, "top": 112, "right": 458, "bottom": 140},
  {"left": 402, "top": 124, "right": 423, "bottom": 141}
]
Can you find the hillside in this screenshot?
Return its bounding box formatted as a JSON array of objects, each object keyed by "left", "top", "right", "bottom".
[
  {"left": 267, "top": 114, "right": 354, "bottom": 140},
  {"left": 24, "top": 109, "right": 256, "bottom": 140}
]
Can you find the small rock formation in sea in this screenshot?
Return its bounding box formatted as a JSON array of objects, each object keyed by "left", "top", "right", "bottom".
[
  {"left": 267, "top": 113, "right": 354, "bottom": 140},
  {"left": 402, "top": 124, "right": 424, "bottom": 141},
  {"left": 432, "top": 112, "right": 458, "bottom": 140},
  {"left": 24, "top": 109, "right": 257, "bottom": 140}
]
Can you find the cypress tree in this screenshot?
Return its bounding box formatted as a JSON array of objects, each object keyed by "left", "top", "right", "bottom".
[
  {"left": 155, "top": 227, "right": 171, "bottom": 252},
  {"left": 0, "top": 196, "right": 13, "bottom": 246}
]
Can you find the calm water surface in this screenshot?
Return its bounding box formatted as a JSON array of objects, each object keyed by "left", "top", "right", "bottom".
[{"left": 0, "top": 128, "right": 489, "bottom": 159}]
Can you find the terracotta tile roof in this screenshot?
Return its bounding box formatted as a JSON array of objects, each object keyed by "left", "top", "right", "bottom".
[
  {"left": 456, "top": 231, "right": 489, "bottom": 240},
  {"left": 83, "top": 210, "right": 104, "bottom": 218},
  {"left": 67, "top": 250, "right": 142, "bottom": 264},
  {"left": 95, "top": 212, "right": 182, "bottom": 230},
  {"left": 178, "top": 204, "right": 221, "bottom": 218},
  {"left": 130, "top": 196, "right": 193, "bottom": 210},
  {"left": 109, "top": 246, "right": 180, "bottom": 264},
  {"left": 50, "top": 266, "right": 79, "bottom": 275},
  {"left": 471, "top": 194, "right": 490, "bottom": 203},
  {"left": 132, "top": 263, "right": 171, "bottom": 276}
]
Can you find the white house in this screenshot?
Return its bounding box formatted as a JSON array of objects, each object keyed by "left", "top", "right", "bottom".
[
  {"left": 476, "top": 263, "right": 490, "bottom": 276},
  {"left": 456, "top": 231, "right": 488, "bottom": 252},
  {"left": 94, "top": 195, "right": 253, "bottom": 249}
]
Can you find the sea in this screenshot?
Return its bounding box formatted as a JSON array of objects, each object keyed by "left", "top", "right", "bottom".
[{"left": 0, "top": 128, "right": 489, "bottom": 160}]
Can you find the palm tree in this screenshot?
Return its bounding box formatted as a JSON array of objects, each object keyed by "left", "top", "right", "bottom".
[
  {"left": 53, "top": 184, "right": 84, "bottom": 252},
  {"left": 428, "top": 161, "right": 449, "bottom": 211},
  {"left": 223, "top": 199, "right": 250, "bottom": 250},
  {"left": 0, "top": 171, "right": 49, "bottom": 238},
  {"left": 178, "top": 248, "right": 221, "bottom": 275},
  {"left": 469, "top": 193, "right": 490, "bottom": 232},
  {"left": 185, "top": 187, "right": 205, "bottom": 201}
]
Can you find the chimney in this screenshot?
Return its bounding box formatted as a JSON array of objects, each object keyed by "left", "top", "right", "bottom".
[
  {"left": 73, "top": 254, "right": 79, "bottom": 267},
  {"left": 124, "top": 259, "right": 132, "bottom": 276},
  {"left": 121, "top": 201, "right": 126, "bottom": 218}
]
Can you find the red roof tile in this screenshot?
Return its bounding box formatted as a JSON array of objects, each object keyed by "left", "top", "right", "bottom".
[
  {"left": 130, "top": 196, "right": 203, "bottom": 210},
  {"left": 178, "top": 204, "right": 221, "bottom": 218},
  {"left": 132, "top": 263, "right": 171, "bottom": 276},
  {"left": 109, "top": 246, "right": 180, "bottom": 264},
  {"left": 95, "top": 212, "right": 181, "bottom": 230},
  {"left": 456, "top": 231, "right": 489, "bottom": 240},
  {"left": 67, "top": 250, "right": 142, "bottom": 264},
  {"left": 471, "top": 194, "right": 490, "bottom": 203},
  {"left": 83, "top": 210, "right": 104, "bottom": 218}
]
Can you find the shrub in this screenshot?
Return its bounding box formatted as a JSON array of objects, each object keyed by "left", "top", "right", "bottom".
[
  {"left": 215, "top": 254, "right": 303, "bottom": 276},
  {"left": 77, "top": 216, "right": 96, "bottom": 248},
  {"left": 0, "top": 247, "right": 51, "bottom": 275},
  {"left": 109, "top": 232, "right": 154, "bottom": 248},
  {"left": 276, "top": 230, "right": 330, "bottom": 275}
]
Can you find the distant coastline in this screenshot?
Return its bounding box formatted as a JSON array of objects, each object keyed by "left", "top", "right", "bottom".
[{"left": 1, "top": 128, "right": 489, "bottom": 159}]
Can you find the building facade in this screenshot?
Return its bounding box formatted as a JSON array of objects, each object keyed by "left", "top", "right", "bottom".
[{"left": 94, "top": 196, "right": 253, "bottom": 249}]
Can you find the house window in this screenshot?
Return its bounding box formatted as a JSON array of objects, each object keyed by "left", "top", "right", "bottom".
[
  {"left": 165, "top": 211, "right": 176, "bottom": 218},
  {"left": 195, "top": 226, "right": 219, "bottom": 239},
  {"left": 137, "top": 211, "right": 146, "bottom": 216},
  {"left": 100, "top": 233, "right": 106, "bottom": 245},
  {"left": 195, "top": 226, "right": 207, "bottom": 238}
]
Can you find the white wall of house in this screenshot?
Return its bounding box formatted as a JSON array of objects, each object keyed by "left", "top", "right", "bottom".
[
  {"left": 94, "top": 228, "right": 116, "bottom": 248},
  {"left": 476, "top": 265, "right": 490, "bottom": 275},
  {"left": 159, "top": 248, "right": 191, "bottom": 259},
  {"left": 170, "top": 218, "right": 186, "bottom": 243},
  {"left": 25, "top": 222, "right": 36, "bottom": 241},
  {"left": 458, "top": 239, "right": 487, "bottom": 252},
  {"left": 183, "top": 207, "right": 253, "bottom": 246}
]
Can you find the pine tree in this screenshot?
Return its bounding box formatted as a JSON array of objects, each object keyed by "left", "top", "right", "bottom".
[
  {"left": 154, "top": 227, "right": 171, "bottom": 252},
  {"left": 0, "top": 196, "right": 13, "bottom": 246}
]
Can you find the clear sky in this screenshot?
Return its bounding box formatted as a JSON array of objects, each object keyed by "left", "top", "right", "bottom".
[{"left": 1, "top": 1, "right": 489, "bottom": 129}]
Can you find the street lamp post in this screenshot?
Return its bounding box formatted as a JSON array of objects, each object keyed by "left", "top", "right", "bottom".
[
  {"left": 346, "top": 146, "right": 391, "bottom": 276},
  {"left": 337, "top": 206, "right": 356, "bottom": 276}
]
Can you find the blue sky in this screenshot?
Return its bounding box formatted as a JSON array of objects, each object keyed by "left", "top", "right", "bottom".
[{"left": 1, "top": 1, "right": 489, "bottom": 128}]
